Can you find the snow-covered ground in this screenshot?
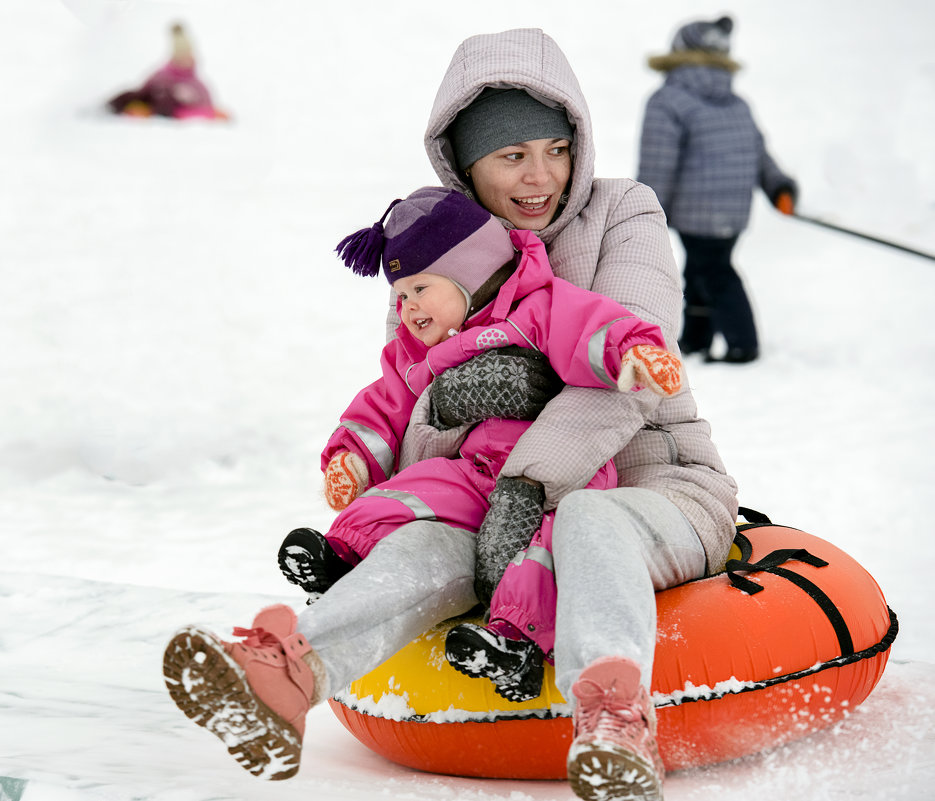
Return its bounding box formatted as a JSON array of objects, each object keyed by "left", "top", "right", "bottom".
[{"left": 2, "top": 1, "right": 934, "bottom": 799}]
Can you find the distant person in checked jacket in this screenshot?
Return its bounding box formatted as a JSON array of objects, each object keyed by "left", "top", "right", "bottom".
[{"left": 637, "top": 16, "right": 798, "bottom": 363}]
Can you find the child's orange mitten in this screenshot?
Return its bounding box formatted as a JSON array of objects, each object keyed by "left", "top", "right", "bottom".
[
  {"left": 774, "top": 191, "right": 795, "bottom": 216},
  {"left": 324, "top": 451, "right": 370, "bottom": 511},
  {"left": 617, "top": 345, "right": 683, "bottom": 396}
]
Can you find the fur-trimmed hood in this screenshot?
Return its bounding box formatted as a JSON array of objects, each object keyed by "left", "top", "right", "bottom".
[
  {"left": 648, "top": 50, "right": 740, "bottom": 74},
  {"left": 423, "top": 28, "right": 593, "bottom": 248},
  {"left": 656, "top": 63, "right": 737, "bottom": 103}
]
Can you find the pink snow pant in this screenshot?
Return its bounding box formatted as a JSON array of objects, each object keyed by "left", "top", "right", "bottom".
[
  {"left": 326, "top": 455, "right": 615, "bottom": 656},
  {"left": 326, "top": 457, "right": 495, "bottom": 561},
  {"left": 488, "top": 515, "right": 558, "bottom": 658}
]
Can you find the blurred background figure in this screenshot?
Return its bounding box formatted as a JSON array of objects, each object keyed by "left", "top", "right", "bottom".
[
  {"left": 637, "top": 15, "right": 796, "bottom": 364},
  {"left": 106, "top": 22, "right": 227, "bottom": 120}
]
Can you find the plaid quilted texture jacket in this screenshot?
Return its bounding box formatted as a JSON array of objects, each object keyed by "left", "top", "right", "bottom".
[
  {"left": 395, "top": 28, "right": 738, "bottom": 573},
  {"left": 638, "top": 62, "right": 795, "bottom": 237}
]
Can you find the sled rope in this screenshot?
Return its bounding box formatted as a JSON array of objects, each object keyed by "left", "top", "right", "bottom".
[{"left": 791, "top": 212, "right": 935, "bottom": 262}]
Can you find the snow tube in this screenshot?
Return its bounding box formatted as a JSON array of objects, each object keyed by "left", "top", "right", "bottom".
[
  {"left": 328, "top": 515, "right": 897, "bottom": 778},
  {"left": 108, "top": 96, "right": 228, "bottom": 121}
]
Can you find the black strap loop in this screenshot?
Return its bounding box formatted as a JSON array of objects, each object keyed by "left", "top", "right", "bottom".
[
  {"left": 737, "top": 506, "right": 772, "bottom": 525},
  {"left": 727, "top": 548, "right": 829, "bottom": 594}
]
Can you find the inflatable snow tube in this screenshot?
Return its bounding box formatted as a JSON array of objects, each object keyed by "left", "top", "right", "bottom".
[{"left": 328, "top": 516, "right": 897, "bottom": 778}]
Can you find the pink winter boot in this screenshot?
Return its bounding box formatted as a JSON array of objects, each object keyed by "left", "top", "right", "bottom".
[
  {"left": 566, "top": 656, "right": 664, "bottom": 801},
  {"left": 163, "top": 604, "right": 317, "bottom": 780}
]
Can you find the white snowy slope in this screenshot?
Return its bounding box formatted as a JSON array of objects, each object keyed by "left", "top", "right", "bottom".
[{"left": 1, "top": 1, "right": 934, "bottom": 800}]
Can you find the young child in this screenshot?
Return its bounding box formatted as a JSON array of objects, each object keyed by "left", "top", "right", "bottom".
[
  {"left": 637, "top": 15, "right": 797, "bottom": 363},
  {"left": 106, "top": 22, "right": 223, "bottom": 120},
  {"left": 278, "top": 185, "right": 683, "bottom": 699}
]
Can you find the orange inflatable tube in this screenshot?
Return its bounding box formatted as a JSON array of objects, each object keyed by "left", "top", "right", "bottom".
[{"left": 329, "top": 518, "right": 897, "bottom": 778}]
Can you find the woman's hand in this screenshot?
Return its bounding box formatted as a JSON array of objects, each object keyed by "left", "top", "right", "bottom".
[
  {"left": 474, "top": 476, "right": 545, "bottom": 605},
  {"left": 617, "top": 345, "right": 683, "bottom": 396},
  {"left": 324, "top": 451, "right": 370, "bottom": 511},
  {"left": 429, "top": 345, "right": 563, "bottom": 431}
]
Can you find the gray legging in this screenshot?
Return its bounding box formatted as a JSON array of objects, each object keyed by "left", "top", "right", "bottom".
[
  {"left": 551, "top": 487, "right": 705, "bottom": 696},
  {"left": 297, "top": 487, "right": 705, "bottom": 700}
]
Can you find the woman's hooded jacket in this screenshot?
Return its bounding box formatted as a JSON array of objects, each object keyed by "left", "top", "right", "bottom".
[{"left": 401, "top": 28, "right": 738, "bottom": 573}]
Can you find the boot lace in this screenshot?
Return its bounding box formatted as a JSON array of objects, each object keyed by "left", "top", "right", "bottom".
[
  {"left": 231, "top": 625, "right": 311, "bottom": 687},
  {"left": 232, "top": 626, "right": 282, "bottom": 649},
  {"left": 573, "top": 678, "right": 648, "bottom": 745}
]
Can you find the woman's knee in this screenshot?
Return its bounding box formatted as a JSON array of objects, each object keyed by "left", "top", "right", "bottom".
[
  {"left": 555, "top": 488, "right": 615, "bottom": 520},
  {"left": 555, "top": 487, "right": 658, "bottom": 527},
  {"left": 552, "top": 488, "right": 623, "bottom": 548},
  {"left": 372, "top": 519, "right": 475, "bottom": 568}
]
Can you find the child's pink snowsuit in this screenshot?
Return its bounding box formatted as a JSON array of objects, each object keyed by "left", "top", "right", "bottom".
[
  {"left": 321, "top": 228, "right": 668, "bottom": 657},
  {"left": 141, "top": 62, "right": 215, "bottom": 118}
]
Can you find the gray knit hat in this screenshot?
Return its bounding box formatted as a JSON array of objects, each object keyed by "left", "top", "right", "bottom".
[
  {"left": 448, "top": 88, "right": 574, "bottom": 170},
  {"left": 671, "top": 16, "right": 733, "bottom": 54}
]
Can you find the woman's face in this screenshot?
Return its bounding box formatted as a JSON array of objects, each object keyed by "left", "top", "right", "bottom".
[
  {"left": 467, "top": 138, "right": 571, "bottom": 231},
  {"left": 393, "top": 272, "right": 467, "bottom": 347}
]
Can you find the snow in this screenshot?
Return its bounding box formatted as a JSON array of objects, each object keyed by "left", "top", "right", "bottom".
[{"left": 2, "top": 0, "right": 934, "bottom": 799}]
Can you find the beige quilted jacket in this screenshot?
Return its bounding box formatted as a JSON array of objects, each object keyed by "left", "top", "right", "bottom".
[{"left": 395, "top": 28, "right": 738, "bottom": 573}]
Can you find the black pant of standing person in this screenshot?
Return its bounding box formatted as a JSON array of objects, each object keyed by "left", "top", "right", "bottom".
[{"left": 678, "top": 233, "right": 758, "bottom": 363}]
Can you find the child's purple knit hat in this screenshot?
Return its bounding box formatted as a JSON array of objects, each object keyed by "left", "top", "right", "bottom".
[{"left": 335, "top": 187, "right": 515, "bottom": 312}]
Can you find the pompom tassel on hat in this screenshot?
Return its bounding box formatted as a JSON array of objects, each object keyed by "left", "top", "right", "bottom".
[
  {"left": 335, "top": 199, "right": 402, "bottom": 277},
  {"left": 334, "top": 187, "right": 514, "bottom": 300}
]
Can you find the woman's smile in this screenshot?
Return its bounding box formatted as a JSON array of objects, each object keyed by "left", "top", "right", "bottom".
[{"left": 511, "top": 193, "right": 553, "bottom": 218}]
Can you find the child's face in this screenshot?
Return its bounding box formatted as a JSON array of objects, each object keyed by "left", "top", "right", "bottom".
[{"left": 393, "top": 273, "right": 467, "bottom": 347}]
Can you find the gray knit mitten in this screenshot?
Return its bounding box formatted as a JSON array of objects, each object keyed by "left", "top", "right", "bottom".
[
  {"left": 474, "top": 476, "right": 546, "bottom": 606},
  {"left": 429, "top": 345, "right": 563, "bottom": 431}
]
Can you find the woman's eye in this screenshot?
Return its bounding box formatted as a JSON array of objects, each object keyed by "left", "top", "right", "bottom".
[
  {"left": 550, "top": 146, "right": 569, "bottom": 157},
  {"left": 504, "top": 152, "right": 524, "bottom": 162}
]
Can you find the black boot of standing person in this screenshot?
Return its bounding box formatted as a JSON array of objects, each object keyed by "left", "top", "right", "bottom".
[{"left": 680, "top": 233, "right": 759, "bottom": 363}]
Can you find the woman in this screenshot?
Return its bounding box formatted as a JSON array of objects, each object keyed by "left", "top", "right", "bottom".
[{"left": 163, "top": 28, "right": 737, "bottom": 801}]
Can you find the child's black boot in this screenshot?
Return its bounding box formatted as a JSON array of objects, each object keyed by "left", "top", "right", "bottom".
[
  {"left": 445, "top": 622, "right": 544, "bottom": 702},
  {"left": 277, "top": 528, "right": 352, "bottom": 603}
]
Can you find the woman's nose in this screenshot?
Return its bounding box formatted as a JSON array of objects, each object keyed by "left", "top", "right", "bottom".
[{"left": 522, "top": 155, "right": 549, "bottom": 184}]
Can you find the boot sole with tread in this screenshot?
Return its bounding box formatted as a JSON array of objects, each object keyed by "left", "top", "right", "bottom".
[{"left": 163, "top": 626, "right": 302, "bottom": 780}]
